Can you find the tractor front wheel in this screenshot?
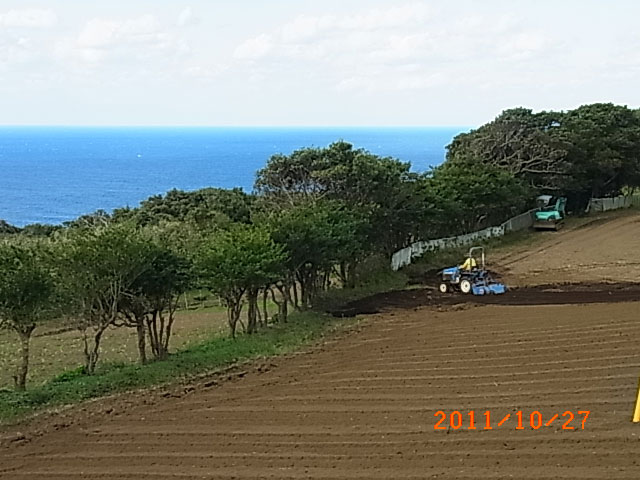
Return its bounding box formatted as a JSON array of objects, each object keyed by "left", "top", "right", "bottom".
[
  {"left": 438, "top": 283, "right": 449, "bottom": 293},
  {"left": 460, "top": 279, "right": 472, "bottom": 294}
]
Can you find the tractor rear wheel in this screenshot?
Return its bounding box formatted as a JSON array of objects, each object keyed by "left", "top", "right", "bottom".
[{"left": 460, "top": 279, "right": 472, "bottom": 294}]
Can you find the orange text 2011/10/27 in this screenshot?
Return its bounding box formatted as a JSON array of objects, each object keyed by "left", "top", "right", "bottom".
[{"left": 434, "top": 410, "right": 591, "bottom": 431}]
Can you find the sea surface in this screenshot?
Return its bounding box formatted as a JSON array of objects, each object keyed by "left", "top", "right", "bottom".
[{"left": 0, "top": 127, "right": 468, "bottom": 226}]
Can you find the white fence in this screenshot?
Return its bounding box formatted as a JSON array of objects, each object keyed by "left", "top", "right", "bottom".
[
  {"left": 391, "top": 194, "right": 640, "bottom": 270},
  {"left": 391, "top": 208, "right": 539, "bottom": 271},
  {"left": 586, "top": 194, "right": 640, "bottom": 213}
]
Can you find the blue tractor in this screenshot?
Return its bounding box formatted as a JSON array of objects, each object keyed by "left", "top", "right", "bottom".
[{"left": 438, "top": 246, "right": 507, "bottom": 295}]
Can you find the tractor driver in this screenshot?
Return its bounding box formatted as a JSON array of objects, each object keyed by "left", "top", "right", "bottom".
[{"left": 460, "top": 256, "right": 477, "bottom": 271}]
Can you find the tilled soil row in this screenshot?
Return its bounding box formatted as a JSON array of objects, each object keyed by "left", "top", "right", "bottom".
[{"left": 2, "top": 301, "right": 640, "bottom": 479}]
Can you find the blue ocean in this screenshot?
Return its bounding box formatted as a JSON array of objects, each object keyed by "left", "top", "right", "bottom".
[{"left": 0, "top": 127, "right": 467, "bottom": 226}]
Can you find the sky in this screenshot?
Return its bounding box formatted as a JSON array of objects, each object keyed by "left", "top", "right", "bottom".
[{"left": 0, "top": 0, "right": 639, "bottom": 126}]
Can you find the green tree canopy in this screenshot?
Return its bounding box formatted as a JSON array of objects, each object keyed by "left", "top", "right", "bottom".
[
  {"left": 560, "top": 103, "right": 640, "bottom": 201},
  {"left": 113, "top": 187, "right": 253, "bottom": 228},
  {"left": 0, "top": 220, "right": 21, "bottom": 235},
  {"left": 259, "top": 200, "right": 370, "bottom": 305},
  {"left": 119, "top": 231, "right": 192, "bottom": 362},
  {"left": 58, "top": 223, "right": 154, "bottom": 374},
  {"left": 195, "top": 225, "right": 287, "bottom": 337},
  {"left": 446, "top": 103, "right": 640, "bottom": 208},
  {"left": 0, "top": 241, "right": 56, "bottom": 390},
  {"left": 255, "top": 141, "right": 428, "bottom": 255},
  {"left": 427, "top": 161, "right": 533, "bottom": 235},
  {"left": 447, "top": 107, "right": 569, "bottom": 191}
]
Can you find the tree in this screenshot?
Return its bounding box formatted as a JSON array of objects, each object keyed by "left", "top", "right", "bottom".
[
  {"left": 119, "top": 233, "right": 191, "bottom": 363},
  {"left": 0, "top": 220, "right": 20, "bottom": 235},
  {"left": 560, "top": 103, "right": 640, "bottom": 202},
  {"left": 446, "top": 108, "right": 570, "bottom": 191},
  {"left": 255, "top": 141, "right": 427, "bottom": 256},
  {"left": 63, "top": 209, "right": 112, "bottom": 229},
  {"left": 58, "top": 223, "right": 153, "bottom": 374},
  {"left": 20, "top": 223, "right": 62, "bottom": 237},
  {"left": 113, "top": 187, "right": 253, "bottom": 228},
  {"left": 446, "top": 104, "right": 640, "bottom": 210},
  {"left": 427, "top": 161, "right": 532, "bottom": 235},
  {"left": 195, "top": 225, "right": 287, "bottom": 338},
  {"left": 262, "top": 200, "right": 368, "bottom": 308},
  {"left": 0, "top": 242, "right": 56, "bottom": 390}
]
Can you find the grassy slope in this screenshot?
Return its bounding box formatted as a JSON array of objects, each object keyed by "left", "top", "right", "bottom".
[
  {"left": 0, "top": 306, "right": 230, "bottom": 389},
  {"left": 0, "top": 310, "right": 352, "bottom": 423}
]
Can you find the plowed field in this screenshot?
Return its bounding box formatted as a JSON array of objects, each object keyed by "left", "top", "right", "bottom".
[
  {"left": 495, "top": 212, "right": 640, "bottom": 286},
  {"left": 2, "top": 211, "right": 640, "bottom": 479}
]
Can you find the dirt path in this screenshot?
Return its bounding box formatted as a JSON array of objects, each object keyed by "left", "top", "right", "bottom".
[
  {"left": 2, "top": 210, "right": 640, "bottom": 479},
  {"left": 494, "top": 211, "right": 640, "bottom": 286}
]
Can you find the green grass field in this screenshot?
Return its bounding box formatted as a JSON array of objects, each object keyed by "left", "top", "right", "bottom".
[
  {"left": 0, "top": 280, "right": 381, "bottom": 423},
  {"left": 0, "top": 310, "right": 350, "bottom": 423},
  {"left": 0, "top": 306, "right": 230, "bottom": 390}
]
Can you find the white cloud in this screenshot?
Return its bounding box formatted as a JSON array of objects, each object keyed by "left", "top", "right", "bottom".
[
  {"left": 177, "top": 7, "right": 194, "bottom": 27},
  {"left": 1, "top": 0, "right": 639, "bottom": 126},
  {"left": 234, "top": 34, "right": 274, "bottom": 59},
  {"left": 55, "top": 14, "right": 188, "bottom": 67},
  {"left": 77, "top": 15, "right": 163, "bottom": 49},
  {"left": 281, "top": 2, "right": 430, "bottom": 43},
  {"left": 232, "top": 3, "right": 562, "bottom": 93},
  {"left": 0, "top": 36, "right": 34, "bottom": 67},
  {"left": 184, "top": 62, "right": 228, "bottom": 80},
  {"left": 0, "top": 8, "right": 57, "bottom": 28},
  {"left": 496, "top": 32, "right": 550, "bottom": 60}
]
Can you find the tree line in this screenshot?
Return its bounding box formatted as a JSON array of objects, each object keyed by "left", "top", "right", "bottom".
[
  {"left": 1, "top": 102, "right": 638, "bottom": 391},
  {"left": 446, "top": 103, "right": 640, "bottom": 210}
]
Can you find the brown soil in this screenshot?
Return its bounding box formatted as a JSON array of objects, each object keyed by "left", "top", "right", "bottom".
[
  {"left": 494, "top": 211, "right": 640, "bottom": 287},
  {"left": 331, "top": 282, "right": 640, "bottom": 316},
  {"left": 2, "top": 211, "right": 640, "bottom": 479}
]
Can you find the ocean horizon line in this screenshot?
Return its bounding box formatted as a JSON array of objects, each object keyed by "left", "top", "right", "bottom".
[{"left": 0, "top": 124, "right": 473, "bottom": 130}]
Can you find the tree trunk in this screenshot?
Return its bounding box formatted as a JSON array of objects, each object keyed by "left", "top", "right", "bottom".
[
  {"left": 296, "top": 270, "right": 306, "bottom": 310},
  {"left": 246, "top": 288, "right": 259, "bottom": 334},
  {"left": 339, "top": 261, "right": 347, "bottom": 287},
  {"left": 146, "top": 309, "right": 173, "bottom": 361},
  {"left": 226, "top": 296, "right": 244, "bottom": 339},
  {"left": 136, "top": 321, "right": 147, "bottom": 365},
  {"left": 226, "top": 305, "right": 237, "bottom": 339},
  {"left": 271, "top": 285, "right": 291, "bottom": 323},
  {"left": 291, "top": 277, "right": 299, "bottom": 310},
  {"left": 146, "top": 311, "right": 160, "bottom": 359},
  {"left": 262, "top": 288, "right": 269, "bottom": 326},
  {"left": 346, "top": 262, "right": 357, "bottom": 289},
  {"left": 270, "top": 286, "right": 287, "bottom": 323},
  {"left": 14, "top": 329, "right": 33, "bottom": 391},
  {"left": 297, "top": 268, "right": 315, "bottom": 309},
  {"left": 83, "top": 328, "right": 105, "bottom": 375},
  {"left": 157, "top": 310, "right": 168, "bottom": 360},
  {"left": 161, "top": 304, "right": 177, "bottom": 359},
  {"left": 280, "top": 291, "right": 288, "bottom": 322},
  {"left": 256, "top": 294, "right": 263, "bottom": 328}
]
